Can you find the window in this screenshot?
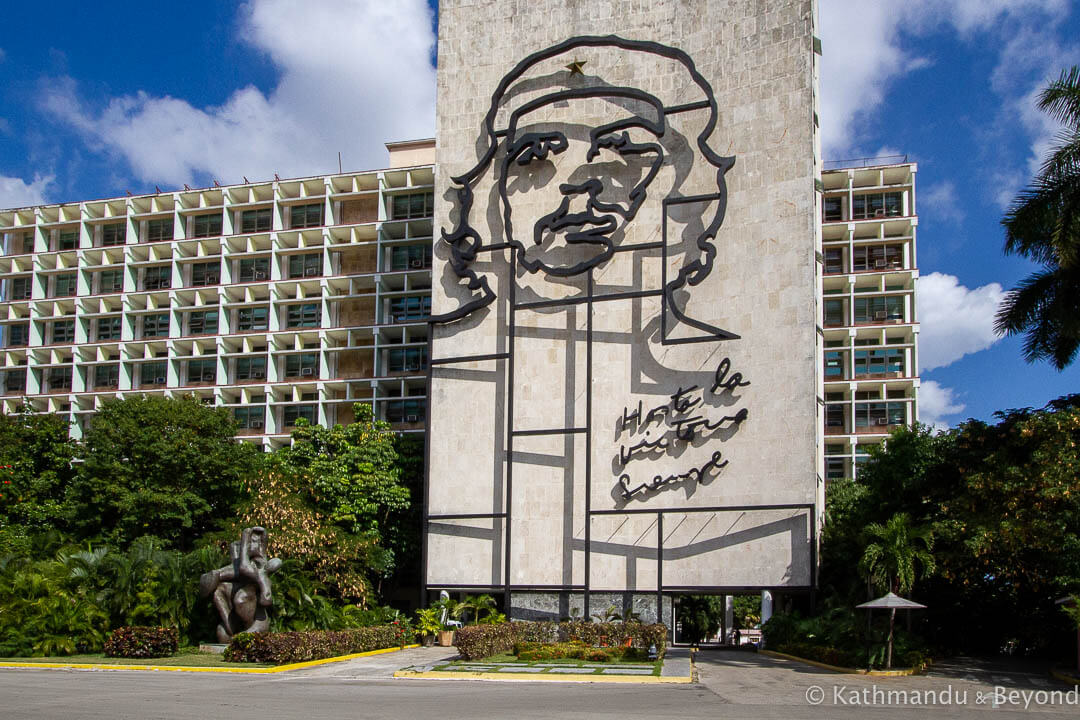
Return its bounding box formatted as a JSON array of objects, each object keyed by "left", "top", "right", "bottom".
[
  {"left": 6, "top": 323, "right": 29, "bottom": 347},
  {"left": 96, "top": 269, "right": 123, "bottom": 294},
  {"left": 57, "top": 229, "right": 78, "bottom": 251},
  {"left": 851, "top": 192, "right": 902, "bottom": 220},
  {"left": 142, "top": 265, "right": 171, "bottom": 291},
  {"left": 388, "top": 296, "right": 430, "bottom": 323},
  {"left": 283, "top": 404, "right": 317, "bottom": 427},
  {"left": 824, "top": 350, "right": 846, "bottom": 379},
  {"left": 853, "top": 296, "right": 905, "bottom": 323},
  {"left": 825, "top": 457, "right": 846, "bottom": 481},
  {"left": 50, "top": 320, "right": 75, "bottom": 344},
  {"left": 142, "top": 313, "right": 170, "bottom": 338},
  {"left": 45, "top": 366, "right": 72, "bottom": 392},
  {"left": 390, "top": 192, "right": 434, "bottom": 220},
  {"left": 145, "top": 218, "right": 174, "bottom": 242},
  {"left": 101, "top": 223, "right": 126, "bottom": 247},
  {"left": 240, "top": 208, "right": 272, "bottom": 233},
  {"left": 51, "top": 273, "right": 77, "bottom": 298},
  {"left": 187, "top": 358, "right": 217, "bottom": 385},
  {"left": 16, "top": 232, "right": 33, "bottom": 255},
  {"left": 236, "top": 356, "right": 268, "bottom": 381},
  {"left": 287, "top": 253, "right": 322, "bottom": 279},
  {"left": 186, "top": 309, "right": 219, "bottom": 336},
  {"left": 822, "top": 196, "right": 843, "bottom": 222},
  {"left": 190, "top": 261, "right": 221, "bottom": 287},
  {"left": 823, "top": 299, "right": 845, "bottom": 327},
  {"left": 140, "top": 361, "right": 167, "bottom": 386},
  {"left": 10, "top": 276, "right": 32, "bottom": 301},
  {"left": 853, "top": 348, "right": 905, "bottom": 378},
  {"left": 824, "top": 404, "right": 845, "bottom": 431},
  {"left": 823, "top": 248, "right": 844, "bottom": 275},
  {"left": 852, "top": 245, "right": 903, "bottom": 272},
  {"left": 191, "top": 213, "right": 223, "bottom": 238},
  {"left": 3, "top": 368, "right": 26, "bottom": 394},
  {"left": 237, "top": 257, "right": 270, "bottom": 282},
  {"left": 386, "top": 398, "right": 425, "bottom": 423},
  {"left": 289, "top": 203, "right": 323, "bottom": 229},
  {"left": 855, "top": 402, "right": 906, "bottom": 428},
  {"left": 234, "top": 406, "right": 265, "bottom": 429},
  {"left": 96, "top": 316, "right": 122, "bottom": 342},
  {"left": 93, "top": 364, "right": 120, "bottom": 388},
  {"left": 285, "top": 303, "right": 321, "bottom": 328},
  {"left": 284, "top": 353, "right": 319, "bottom": 378},
  {"left": 390, "top": 244, "right": 433, "bottom": 271},
  {"left": 387, "top": 346, "right": 428, "bottom": 372},
  {"left": 236, "top": 306, "right": 269, "bottom": 332}
]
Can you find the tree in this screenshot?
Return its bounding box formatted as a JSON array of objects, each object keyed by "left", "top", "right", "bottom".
[
  {"left": 996, "top": 65, "right": 1080, "bottom": 369},
  {"left": 859, "top": 512, "right": 936, "bottom": 668},
  {"left": 272, "top": 403, "right": 410, "bottom": 586},
  {"left": 66, "top": 395, "right": 262, "bottom": 550},
  {"left": 0, "top": 407, "right": 77, "bottom": 554},
  {"left": 678, "top": 595, "right": 725, "bottom": 645}
]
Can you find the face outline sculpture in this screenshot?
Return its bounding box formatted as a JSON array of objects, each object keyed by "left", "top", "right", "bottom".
[
  {"left": 500, "top": 92, "right": 667, "bottom": 278},
  {"left": 433, "top": 35, "right": 738, "bottom": 342}
]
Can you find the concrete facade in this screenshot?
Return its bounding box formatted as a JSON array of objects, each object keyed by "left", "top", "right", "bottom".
[{"left": 427, "top": 0, "right": 822, "bottom": 619}]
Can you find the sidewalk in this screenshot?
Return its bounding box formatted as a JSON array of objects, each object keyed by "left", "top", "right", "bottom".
[{"left": 395, "top": 647, "right": 693, "bottom": 683}]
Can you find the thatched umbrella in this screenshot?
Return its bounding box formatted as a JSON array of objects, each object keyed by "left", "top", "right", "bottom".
[{"left": 857, "top": 592, "right": 926, "bottom": 669}]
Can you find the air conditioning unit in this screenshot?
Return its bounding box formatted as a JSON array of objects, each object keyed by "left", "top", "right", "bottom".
[
  {"left": 300, "top": 367, "right": 314, "bottom": 376},
  {"left": 874, "top": 209, "right": 886, "bottom": 218},
  {"left": 405, "top": 414, "right": 419, "bottom": 423},
  {"left": 305, "top": 268, "right": 318, "bottom": 276},
  {"left": 874, "top": 310, "right": 888, "bottom": 320},
  {"left": 253, "top": 371, "right": 265, "bottom": 379},
  {"left": 876, "top": 417, "right": 890, "bottom": 425},
  {"left": 207, "top": 275, "right": 220, "bottom": 284},
  {"left": 874, "top": 260, "right": 887, "bottom": 268},
  {"left": 409, "top": 259, "right": 424, "bottom": 269},
  {"left": 250, "top": 420, "right": 264, "bottom": 429},
  {"left": 254, "top": 271, "right": 266, "bottom": 279}
]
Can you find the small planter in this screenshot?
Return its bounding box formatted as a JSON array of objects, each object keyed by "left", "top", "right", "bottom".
[
  {"left": 438, "top": 630, "right": 455, "bottom": 647},
  {"left": 421, "top": 634, "right": 435, "bottom": 648}
]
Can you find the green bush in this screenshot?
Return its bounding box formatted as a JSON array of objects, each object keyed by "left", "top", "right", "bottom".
[
  {"left": 454, "top": 621, "right": 667, "bottom": 661},
  {"left": 223, "top": 625, "right": 413, "bottom": 664},
  {"left": 103, "top": 626, "right": 178, "bottom": 658},
  {"left": 776, "top": 642, "right": 853, "bottom": 668}
]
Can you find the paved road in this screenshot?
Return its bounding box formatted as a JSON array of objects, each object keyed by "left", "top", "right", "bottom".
[{"left": 1, "top": 648, "right": 1076, "bottom": 719}]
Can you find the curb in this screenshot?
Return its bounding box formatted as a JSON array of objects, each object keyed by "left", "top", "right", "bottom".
[
  {"left": 0, "top": 644, "right": 421, "bottom": 675},
  {"left": 759, "top": 649, "right": 924, "bottom": 676},
  {"left": 1050, "top": 669, "right": 1080, "bottom": 685},
  {"left": 393, "top": 669, "right": 691, "bottom": 683}
]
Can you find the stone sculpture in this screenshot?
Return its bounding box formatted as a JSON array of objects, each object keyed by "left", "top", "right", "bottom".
[{"left": 199, "top": 526, "right": 282, "bottom": 643}]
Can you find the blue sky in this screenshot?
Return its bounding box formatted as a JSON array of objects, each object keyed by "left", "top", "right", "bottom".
[{"left": 0, "top": 0, "right": 1077, "bottom": 428}]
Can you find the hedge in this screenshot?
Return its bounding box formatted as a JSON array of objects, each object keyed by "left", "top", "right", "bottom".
[
  {"left": 455, "top": 621, "right": 668, "bottom": 661},
  {"left": 223, "top": 624, "right": 414, "bottom": 664},
  {"left": 104, "top": 626, "right": 178, "bottom": 658}
]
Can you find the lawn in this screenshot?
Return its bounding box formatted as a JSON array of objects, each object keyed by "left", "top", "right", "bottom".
[{"left": 0, "top": 649, "right": 272, "bottom": 668}]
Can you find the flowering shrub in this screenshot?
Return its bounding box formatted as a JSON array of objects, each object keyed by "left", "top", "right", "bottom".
[
  {"left": 103, "top": 626, "right": 178, "bottom": 658},
  {"left": 455, "top": 621, "right": 667, "bottom": 661},
  {"left": 223, "top": 624, "right": 414, "bottom": 664}
]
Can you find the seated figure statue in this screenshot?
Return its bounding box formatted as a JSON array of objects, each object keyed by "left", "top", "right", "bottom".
[{"left": 199, "top": 526, "right": 282, "bottom": 643}]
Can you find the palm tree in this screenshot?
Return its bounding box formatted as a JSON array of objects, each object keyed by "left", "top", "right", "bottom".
[
  {"left": 996, "top": 66, "right": 1080, "bottom": 370},
  {"left": 859, "top": 512, "right": 935, "bottom": 668}
]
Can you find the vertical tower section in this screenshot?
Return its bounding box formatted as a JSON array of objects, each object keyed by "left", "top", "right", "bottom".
[{"left": 428, "top": 0, "right": 821, "bottom": 623}]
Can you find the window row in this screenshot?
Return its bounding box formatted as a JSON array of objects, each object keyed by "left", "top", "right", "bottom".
[
  {"left": 823, "top": 244, "right": 905, "bottom": 274},
  {"left": 822, "top": 191, "right": 905, "bottom": 222}
]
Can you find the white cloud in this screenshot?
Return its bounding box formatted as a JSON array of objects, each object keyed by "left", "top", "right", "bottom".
[
  {"left": 918, "top": 380, "right": 965, "bottom": 432},
  {"left": 39, "top": 0, "right": 436, "bottom": 188},
  {"left": 917, "top": 272, "right": 1005, "bottom": 371},
  {"left": 0, "top": 174, "right": 52, "bottom": 209},
  {"left": 920, "top": 180, "right": 963, "bottom": 224},
  {"left": 817, "top": 0, "right": 1069, "bottom": 160}
]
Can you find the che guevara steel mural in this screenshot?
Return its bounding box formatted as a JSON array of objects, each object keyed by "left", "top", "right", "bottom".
[{"left": 430, "top": 35, "right": 749, "bottom": 504}]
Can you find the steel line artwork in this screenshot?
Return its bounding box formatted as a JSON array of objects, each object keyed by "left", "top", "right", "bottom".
[{"left": 430, "top": 34, "right": 738, "bottom": 342}]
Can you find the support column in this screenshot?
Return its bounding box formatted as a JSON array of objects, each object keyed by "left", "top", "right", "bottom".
[
  {"left": 724, "top": 595, "right": 734, "bottom": 645},
  {"left": 761, "top": 589, "right": 773, "bottom": 626}
]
